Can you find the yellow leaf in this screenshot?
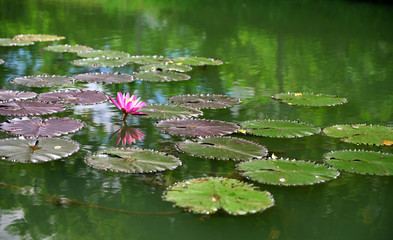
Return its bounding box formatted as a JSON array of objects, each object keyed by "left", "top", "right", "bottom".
[
  {"left": 176, "top": 62, "right": 183, "bottom": 65},
  {"left": 238, "top": 129, "right": 247, "bottom": 134},
  {"left": 381, "top": 139, "right": 393, "bottom": 146}
]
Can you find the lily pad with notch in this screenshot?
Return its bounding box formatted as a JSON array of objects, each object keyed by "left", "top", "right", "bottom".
[
  {"left": 0, "top": 117, "right": 83, "bottom": 137},
  {"left": 240, "top": 119, "right": 320, "bottom": 138},
  {"left": 10, "top": 75, "right": 75, "bottom": 87},
  {"left": 0, "top": 101, "right": 66, "bottom": 116},
  {"left": 134, "top": 71, "right": 190, "bottom": 82},
  {"left": 85, "top": 148, "right": 182, "bottom": 173},
  {"left": 123, "top": 55, "right": 171, "bottom": 65},
  {"left": 322, "top": 124, "right": 393, "bottom": 146},
  {"left": 272, "top": 92, "right": 347, "bottom": 106},
  {"left": 0, "top": 38, "right": 34, "bottom": 46},
  {"left": 44, "top": 44, "right": 93, "bottom": 53},
  {"left": 155, "top": 118, "right": 240, "bottom": 137},
  {"left": 0, "top": 90, "right": 37, "bottom": 101},
  {"left": 163, "top": 177, "right": 274, "bottom": 215},
  {"left": 37, "top": 90, "right": 107, "bottom": 105},
  {"left": 168, "top": 94, "right": 241, "bottom": 109},
  {"left": 324, "top": 150, "right": 393, "bottom": 176},
  {"left": 13, "top": 34, "right": 65, "bottom": 42},
  {"left": 77, "top": 50, "right": 130, "bottom": 59},
  {"left": 138, "top": 104, "right": 202, "bottom": 119},
  {"left": 176, "top": 136, "right": 268, "bottom": 161},
  {"left": 73, "top": 72, "right": 134, "bottom": 84},
  {"left": 237, "top": 158, "right": 340, "bottom": 186},
  {"left": 0, "top": 137, "right": 80, "bottom": 163},
  {"left": 139, "top": 63, "right": 193, "bottom": 72},
  {"left": 71, "top": 58, "right": 126, "bottom": 68},
  {"left": 172, "top": 56, "right": 224, "bottom": 66}
]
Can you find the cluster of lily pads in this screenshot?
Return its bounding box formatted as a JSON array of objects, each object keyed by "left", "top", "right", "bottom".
[{"left": 1, "top": 34, "right": 393, "bottom": 216}]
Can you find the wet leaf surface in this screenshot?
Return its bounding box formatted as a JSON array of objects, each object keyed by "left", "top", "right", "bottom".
[
  {"left": 44, "top": 44, "right": 93, "bottom": 53},
  {"left": 272, "top": 92, "right": 347, "bottom": 106},
  {"left": 172, "top": 56, "right": 224, "bottom": 66},
  {"left": 134, "top": 71, "right": 190, "bottom": 82},
  {"left": 0, "top": 90, "right": 37, "bottom": 101},
  {"left": 74, "top": 72, "right": 134, "bottom": 84},
  {"left": 123, "top": 55, "right": 171, "bottom": 65},
  {"left": 0, "top": 101, "right": 66, "bottom": 116},
  {"left": 77, "top": 50, "right": 130, "bottom": 59},
  {"left": 12, "top": 34, "right": 65, "bottom": 42},
  {"left": 71, "top": 58, "right": 126, "bottom": 67},
  {"left": 10, "top": 75, "right": 75, "bottom": 87},
  {"left": 168, "top": 94, "right": 240, "bottom": 109},
  {"left": 139, "top": 63, "right": 193, "bottom": 72},
  {"left": 0, "top": 38, "right": 34, "bottom": 46},
  {"left": 138, "top": 104, "right": 202, "bottom": 119},
  {"left": 37, "top": 90, "right": 108, "bottom": 105}
]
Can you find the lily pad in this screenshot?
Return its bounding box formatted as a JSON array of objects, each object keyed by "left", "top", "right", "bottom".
[
  {"left": 0, "top": 90, "right": 37, "bottom": 101},
  {"left": 10, "top": 75, "right": 75, "bottom": 87},
  {"left": 324, "top": 150, "right": 393, "bottom": 176},
  {"left": 12, "top": 34, "right": 65, "bottom": 42},
  {"left": 322, "top": 124, "right": 393, "bottom": 146},
  {"left": 0, "top": 38, "right": 34, "bottom": 46},
  {"left": 155, "top": 119, "right": 240, "bottom": 137},
  {"left": 138, "top": 104, "right": 202, "bottom": 119},
  {"left": 37, "top": 90, "right": 107, "bottom": 105},
  {"left": 172, "top": 56, "right": 224, "bottom": 66},
  {"left": 163, "top": 177, "right": 274, "bottom": 215},
  {"left": 134, "top": 71, "right": 190, "bottom": 82},
  {"left": 0, "top": 117, "right": 83, "bottom": 137},
  {"left": 272, "top": 92, "right": 347, "bottom": 106},
  {"left": 176, "top": 136, "right": 268, "bottom": 161},
  {"left": 73, "top": 72, "right": 134, "bottom": 84},
  {"left": 140, "top": 63, "right": 193, "bottom": 72},
  {"left": 0, "top": 101, "right": 66, "bottom": 116},
  {"left": 237, "top": 158, "right": 340, "bottom": 186},
  {"left": 0, "top": 137, "right": 79, "bottom": 163},
  {"left": 123, "top": 55, "right": 171, "bottom": 65},
  {"left": 77, "top": 50, "right": 130, "bottom": 59},
  {"left": 44, "top": 44, "right": 93, "bottom": 53},
  {"left": 85, "top": 148, "right": 182, "bottom": 173},
  {"left": 71, "top": 58, "right": 126, "bottom": 67},
  {"left": 239, "top": 119, "right": 320, "bottom": 138},
  {"left": 168, "top": 94, "right": 241, "bottom": 109}
]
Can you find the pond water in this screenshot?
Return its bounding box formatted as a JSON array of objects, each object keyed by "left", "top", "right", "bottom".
[{"left": 1, "top": 0, "right": 393, "bottom": 239}]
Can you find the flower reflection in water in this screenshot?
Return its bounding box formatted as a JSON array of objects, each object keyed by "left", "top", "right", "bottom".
[{"left": 110, "top": 123, "right": 145, "bottom": 147}]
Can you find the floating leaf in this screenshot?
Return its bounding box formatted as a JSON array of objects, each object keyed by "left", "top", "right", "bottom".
[
  {"left": 140, "top": 63, "right": 193, "bottom": 72},
  {"left": 322, "top": 124, "right": 393, "bottom": 146},
  {"left": 0, "top": 117, "right": 83, "bottom": 137},
  {"left": 272, "top": 92, "right": 347, "bottom": 106},
  {"left": 0, "top": 101, "right": 65, "bottom": 116},
  {"left": 123, "top": 55, "right": 171, "bottom": 65},
  {"left": 37, "top": 90, "right": 107, "bottom": 105},
  {"left": 0, "top": 137, "right": 79, "bottom": 163},
  {"left": 0, "top": 59, "right": 4, "bottom": 64},
  {"left": 44, "top": 44, "right": 93, "bottom": 53},
  {"left": 10, "top": 75, "right": 74, "bottom": 87},
  {"left": 0, "top": 38, "right": 34, "bottom": 46},
  {"left": 13, "top": 34, "right": 65, "bottom": 42},
  {"left": 85, "top": 148, "right": 181, "bottom": 173},
  {"left": 172, "top": 56, "right": 224, "bottom": 66},
  {"left": 155, "top": 119, "right": 240, "bottom": 137},
  {"left": 77, "top": 50, "right": 130, "bottom": 59},
  {"left": 168, "top": 94, "right": 240, "bottom": 109},
  {"left": 0, "top": 90, "right": 37, "bottom": 101},
  {"left": 324, "top": 150, "right": 393, "bottom": 176},
  {"left": 240, "top": 119, "right": 320, "bottom": 138},
  {"left": 73, "top": 72, "right": 134, "bottom": 84},
  {"left": 138, "top": 104, "right": 202, "bottom": 119},
  {"left": 237, "top": 158, "right": 340, "bottom": 186},
  {"left": 71, "top": 58, "right": 126, "bottom": 67},
  {"left": 176, "top": 136, "right": 268, "bottom": 161},
  {"left": 134, "top": 71, "right": 190, "bottom": 82},
  {"left": 163, "top": 177, "right": 274, "bottom": 215}
]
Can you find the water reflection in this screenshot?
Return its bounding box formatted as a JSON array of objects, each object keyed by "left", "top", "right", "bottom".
[{"left": 109, "top": 122, "right": 145, "bottom": 147}]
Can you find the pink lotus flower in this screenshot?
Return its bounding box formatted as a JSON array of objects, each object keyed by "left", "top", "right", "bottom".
[
  {"left": 109, "top": 92, "right": 147, "bottom": 121},
  {"left": 110, "top": 126, "right": 145, "bottom": 148}
]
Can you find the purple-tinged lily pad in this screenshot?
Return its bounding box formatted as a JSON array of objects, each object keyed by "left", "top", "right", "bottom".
[
  {"left": 168, "top": 94, "right": 241, "bottom": 109},
  {"left": 71, "top": 58, "right": 126, "bottom": 68},
  {"left": 0, "top": 117, "right": 83, "bottom": 137},
  {"left": 0, "top": 90, "right": 37, "bottom": 101},
  {"left": 74, "top": 72, "right": 134, "bottom": 84},
  {"left": 37, "top": 90, "right": 107, "bottom": 105},
  {"left": 77, "top": 50, "right": 130, "bottom": 59},
  {"left": 123, "top": 55, "right": 171, "bottom": 65},
  {"left": 134, "top": 71, "right": 190, "bottom": 82},
  {"left": 44, "top": 44, "right": 93, "bottom": 53},
  {"left": 0, "top": 101, "right": 66, "bottom": 116},
  {"left": 139, "top": 104, "right": 203, "bottom": 119},
  {"left": 13, "top": 34, "right": 65, "bottom": 42},
  {"left": 0, "top": 38, "right": 34, "bottom": 46},
  {"left": 155, "top": 118, "right": 240, "bottom": 137},
  {"left": 10, "top": 75, "right": 75, "bottom": 87}
]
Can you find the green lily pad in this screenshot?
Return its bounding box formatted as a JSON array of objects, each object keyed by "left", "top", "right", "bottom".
[
  {"left": 37, "top": 90, "right": 108, "bottom": 105},
  {"left": 0, "top": 101, "right": 66, "bottom": 116},
  {"left": 172, "top": 56, "right": 224, "bottom": 66},
  {"left": 85, "top": 148, "right": 182, "bottom": 173},
  {"left": 0, "top": 38, "right": 34, "bottom": 46},
  {"left": 163, "top": 177, "right": 274, "bottom": 215},
  {"left": 324, "top": 150, "right": 393, "bottom": 176},
  {"left": 168, "top": 94, "right": 241, "bottom": 109},
  {"left": 13, "top": 34, "right": 65, "bottom": 42},
  {"left": 176, "top": 136, "right": 268, "bottom": 161},
  {"left": 77, "top": 50, "right": 130, "bottom": 59},
  {"left": 140, "top": 63, "right": 193, "bottom": 72},
  {"left": 134, "top": 71, "right": 190, "bottom": 82},
  {"left": 123, "top": 55, "right": 171, "bottom": 65},
  {"left": 44, "top": 44, "right": 93, "bottom": 53},
  {"left": 10, "top": 75, "right": 75, "bottom": 87},
  {"left": 272, "top": 92, "right": 347, "bottom": 106},
  {"left": 73, "top": 72, "right": 134, "bottom": 84},
  {"left": 0, "top": 90, "right": 37, "bottom": 101},
  {"left": 237, "top": 158, "right": 340, "bottom": 186},
  {"left": 322, "top": 124, "right": 393, "bottom": 146},
  {"left": 71, "top": 58, "right": 126, "bottom": 68},
  {"left": 0, "top": 137, "right": 79, "bottom": 163},
  {"left": 138, "top": 104, "right": 202, "bottom": 119},
  {"left": 240, "top": 119, "right": 320, "bottom": 138}
]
